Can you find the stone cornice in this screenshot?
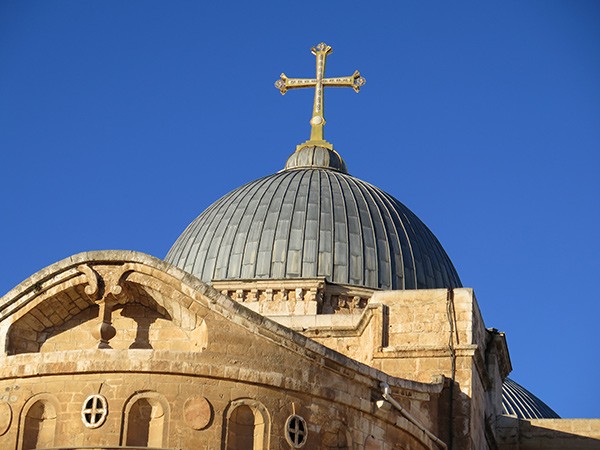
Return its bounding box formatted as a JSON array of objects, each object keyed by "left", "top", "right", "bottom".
[{"left": 0, "top": 250, "right": 443, "bottom": 399}]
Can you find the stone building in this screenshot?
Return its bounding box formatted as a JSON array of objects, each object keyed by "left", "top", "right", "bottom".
[{"left": 0, "top": 43, "right": 598, "bottom": 449}]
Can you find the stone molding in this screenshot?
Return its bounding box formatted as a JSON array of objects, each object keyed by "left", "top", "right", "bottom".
[
  {"left": 0, "top": 251, "right": 443, "bottom": 403},
  {"left": 213, "top": 278, "right": 375, "bottom": 316}
]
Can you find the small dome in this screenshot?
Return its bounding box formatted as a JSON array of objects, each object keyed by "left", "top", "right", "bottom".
[
  {"left": 502, "top": 378, "right": 560, "bottom": 419},
  {"left": 284, "top": 146, "right": 348, "bottom": 173},
  {"left": 166, "top": 151, "right": 461, "bottom": 290}
]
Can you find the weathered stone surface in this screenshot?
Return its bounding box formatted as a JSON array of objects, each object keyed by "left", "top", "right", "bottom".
[
  {"left": 1, "top": 251, "right": 597, "bottom": 449},
  {"left": 497, "top": 416, "right": 600, "bottom": 449},
  {"left": 0, "top": 251, "right": 445, "bottom": 450},
  {"left": 183, "top": 396, "right": 212, "bottom": 430},
  {"left": 0, "top": 401, "right": 11, "bottom": 435}
]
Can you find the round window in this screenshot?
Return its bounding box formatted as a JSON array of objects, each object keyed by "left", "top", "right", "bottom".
[
  {"left": 285, "top": 414, "right": 308, "bottom": 448},
  {"left": 81, "top": 394, "right": 108, "bottom": 428}
]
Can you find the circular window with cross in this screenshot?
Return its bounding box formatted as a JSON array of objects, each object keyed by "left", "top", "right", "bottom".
[
  {"left": 81, "top": 394, "right": 108, "bottom": 428},
  {"left": 285, "top": 414, "right": 308, "bottom": 448}
]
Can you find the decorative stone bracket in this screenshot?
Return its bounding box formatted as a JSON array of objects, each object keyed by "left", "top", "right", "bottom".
[
  {"left": 77, "top": 264, "right": 134, "bottom": 349},
  {"left": 213, "top": 278, "right": 374, "bottom": 317}
]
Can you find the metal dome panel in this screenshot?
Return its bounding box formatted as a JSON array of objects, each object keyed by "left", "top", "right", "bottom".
[
  {"left": 502, "top": 378, "right": 560, "bottom": 419},
  {"left": 166, "top": 168, "right": 461, "bottom": 291}
]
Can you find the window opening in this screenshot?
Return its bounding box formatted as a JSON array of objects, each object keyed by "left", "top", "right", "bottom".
[
  {"left": 285, "top": 414, "right": 307, "bottom": 448},
  {"left": 81, "top": 394, "right": 108, "bottom": 428}
]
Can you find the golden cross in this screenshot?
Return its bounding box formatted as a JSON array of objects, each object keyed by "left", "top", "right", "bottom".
[{"left": 275, "top": 42, "right": 366, "bottom": 150}]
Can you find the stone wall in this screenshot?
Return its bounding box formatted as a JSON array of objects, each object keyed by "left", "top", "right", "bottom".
[
  {"left": 0, "top": 251, "right": 445, "bottom": 450},
  {"left": 0, "top": 369, "right": 440, "bottom": 449},
  {"left": 278, "top": 288, "right": 512, "bottom": 450},
  {"left": 497, "top": 416, "right": 600, "bottom": 449}
]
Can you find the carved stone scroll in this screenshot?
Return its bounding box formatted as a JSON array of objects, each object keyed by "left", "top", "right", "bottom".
[{"left": 77, "top": 264, "right": 133, "bottom": 349}]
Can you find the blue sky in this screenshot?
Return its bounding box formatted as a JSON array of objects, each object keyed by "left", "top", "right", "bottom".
[{"left": 1, "top": 1, "right": 598, "bottom": 418}]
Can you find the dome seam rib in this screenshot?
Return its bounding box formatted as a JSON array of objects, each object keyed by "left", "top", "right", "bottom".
[
  {"left": 167, "top": 194, "right": 223, "bottom": 270},
  {"left": 321, "top": 170, "right": 336, "bottom": 281},
  {"left": 504, "top": 380, "right": 535, "bottom": 418},
  {"left": 239, "top": 172, "right": 283, "bottom": 279},
  {"left": 400, "top": 204, "right": 446, "bottom": 288},
  {"left": 501, "top": 378, "right": 559, "bottom": 419},
  {"left": 379, "top": 192, "right": 423, "bottom": 288},
  {"left": 226, "top": 173, "right": 277, "bottom": 279},
  {"left": 215, "top": 180, "right": 261, "bottom": 279},
  {"left": 311, "top": 169, "right": 322, "bottom": 278},
  {"left": 267, "top": 170, "right": 303, "bottom": 279},
  {"left": 208, "top": 175, "right": 275, "bottom": 281},
  {"left": 205, "top": 179, "right": 263, "bottom": 281},
  {"left": 247, "top": 173, "right": 289, "bottom": 279},
  {"left": 408, "top": 203, "right": 458, "bottom": 288},
  {"left": 338, "top": 174, "right": 366, "bottom": 287},
  {"left": 201, "top": 180, "right": 265, "bottom": 279},
  {"left": 365, "top": 182, "right": 415, "bottom": 289},
  {"left": 346, "top": 176, "right": 386, "bottom": 289},
  {"left": 357, "top": 180, "right": 398, "bottom": 289},
  {"left": 282, "top": 170, "right": 308, "bottom": 278},
  {"left": 187, "top": 180, "right": 257, "bottom": 278},
  {"left": 299, "top": 170, "right": 316, "bottom": 278},
  {"left": 328, "top": 170, "right": 351, "bottom": 284}
]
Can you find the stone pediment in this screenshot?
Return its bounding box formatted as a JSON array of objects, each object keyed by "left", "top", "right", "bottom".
[{"left": 0, "top": 252, "right": 211, "bottom": 355}]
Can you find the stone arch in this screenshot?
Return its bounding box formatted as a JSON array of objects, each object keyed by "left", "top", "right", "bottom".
[
  {"left": 323, "top": 427, "right": 351, "bottom": 449},
  {"left": 121, "top": 391, "right": 169, "bottom": 448},
  {"left": 6, "top": 283, "right": 96, "bottom": 355},
  {"left": 224, "top": 398, "right": 270, "bottom": 450},
  {"left": 124, "top": 270, "right": 208, "bottom": 333},
  {"left": 18, "top": 393, "right": 59, "bottom": 450},
  {"left": 364, "top": 435, "right": 383, "bottom": 450},
  {"left": 3, "top": 258, "right": 211, "bottom": 354}
]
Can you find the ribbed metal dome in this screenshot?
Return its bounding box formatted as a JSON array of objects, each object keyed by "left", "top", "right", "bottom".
[
  {"left": 166, "top": 148, "right": 461, "bottom": 290},
  {"left": 502, "top": 378, "right": 560, "bottom": 419},
  {"left": 284, "top": 145, "right": 348, "bottom": 173}
]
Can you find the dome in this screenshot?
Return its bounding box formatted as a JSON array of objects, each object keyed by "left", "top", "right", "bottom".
[
  {"left": 284, "top": 145, "right": 348, "bottom": 173},
  {"left": 502, "top": 378, "right": 560, "bottom": 419},
  {"left": 165, "top": 147, "right": 462, "bottom": 291}
]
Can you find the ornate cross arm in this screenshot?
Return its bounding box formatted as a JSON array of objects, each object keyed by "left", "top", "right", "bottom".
[
  {"left": 274, "top": 42, "right": 366, "bottom": 150},
  {"left": 275, "top": 74, "right": 317, "bottom": 95},
  {"left": 322, "top": 70, "right": 366, "bottom": 92},
  {"left": 275, "top": 70, "right": 365, "bottom": 95}
]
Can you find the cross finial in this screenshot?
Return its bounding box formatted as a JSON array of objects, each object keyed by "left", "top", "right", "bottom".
[{"left": 275, "top": 42, "right": 366, "bottom": 151}]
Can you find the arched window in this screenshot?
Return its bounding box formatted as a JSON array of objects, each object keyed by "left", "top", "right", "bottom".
[
  {"left": 122, "top": 393, "right": 168, "bottom": 448},
  {"left": 19, "top": 396, "right": 58, "bottom": 450},
  {"left": 225, "top": 399, "right": 270, "bottom": 450},
  {"left": 322, "top": 427, "right": 350, "bottom": 449},
  {"left": 364, "top": 435, "right": 383, "bottom": 450}
]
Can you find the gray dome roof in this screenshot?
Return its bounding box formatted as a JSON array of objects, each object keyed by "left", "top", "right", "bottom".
[
  {"left": 166, "top": 148, "right": 461, "bottom": 290},
  {"left": 502, "top": 378, "right": 560, "bottom": 419}
]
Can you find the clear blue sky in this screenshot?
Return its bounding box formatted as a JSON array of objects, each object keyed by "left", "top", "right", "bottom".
[{"left": 1, "top": 1, "right": 598, "bottom": 418}]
